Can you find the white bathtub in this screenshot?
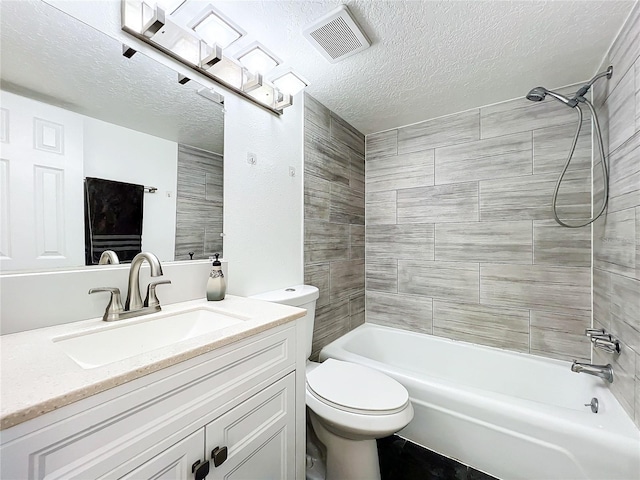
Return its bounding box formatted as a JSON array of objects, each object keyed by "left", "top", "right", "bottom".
[{"left": 319, "top": 324, "right": 640, "bottom": 480}]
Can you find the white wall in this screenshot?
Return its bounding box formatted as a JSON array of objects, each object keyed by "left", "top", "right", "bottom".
[
  {"left": 84, "top": 117, "right": 178, "bottom": 260},
  {"left": 0, "top": 0, "right": 304, "bottom": 333}
]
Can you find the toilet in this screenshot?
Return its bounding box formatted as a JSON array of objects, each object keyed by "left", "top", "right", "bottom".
[{"left": 250, "top": 285, "right": 414, "bottom": 480}]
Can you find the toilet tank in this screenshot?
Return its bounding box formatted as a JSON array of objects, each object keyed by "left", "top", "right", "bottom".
[{"left": 249, "top": 285, "right": 319, "bottom": 359}]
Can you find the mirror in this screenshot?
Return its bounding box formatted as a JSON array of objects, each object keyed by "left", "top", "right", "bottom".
[{"left": 0, "top": 0, "right": 224, "bottom": 272}]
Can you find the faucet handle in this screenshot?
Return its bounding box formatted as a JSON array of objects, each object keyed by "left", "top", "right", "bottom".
[
  {"left": 585, "top": 328, "right": 606, "bottom": 338},
  {"left": 144, "top": 280, "right": 172, "bottom": 308},
  {"left": 89, "top": 287, "right": 124, "bottom": 322}
]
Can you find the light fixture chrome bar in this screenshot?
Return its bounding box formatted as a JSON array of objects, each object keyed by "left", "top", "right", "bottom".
[
  {"left": 199, "top": 43, "right": 223, "bottom": 69},
  {"left": 242, "top": 70, "right": 263, "bottom": 93},
  {"left": 273, "top": 91, "right": 293, "bottom": 110},
  {"left": 141, "top": 4, "right": 165, "bottom": 38}
]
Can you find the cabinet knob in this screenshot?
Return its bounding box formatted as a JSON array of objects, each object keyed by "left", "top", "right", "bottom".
[
  {"left": 192, "top": 459, "right": 210, "bottom": 480},
  {"left": 212, "top": 446, "right": 228, "bottom": 467}
]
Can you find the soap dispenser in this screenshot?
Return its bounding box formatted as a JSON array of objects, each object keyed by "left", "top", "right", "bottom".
[{"left": 207, "top": 253, "right": 226, "bottom": 301}]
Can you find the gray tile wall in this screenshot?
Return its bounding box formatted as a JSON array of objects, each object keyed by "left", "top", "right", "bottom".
[
  {"left": 175, "top": 144, "right": 223, "bottom": 260},
  {"left": 365, "top": 86, "right": 594, "bottom": 363},
  {"left": 304, "top": 93, "right": 365, "bottom": 359},
  {"left": 592, "top": 4, "right": 640, "bottom": 428}
]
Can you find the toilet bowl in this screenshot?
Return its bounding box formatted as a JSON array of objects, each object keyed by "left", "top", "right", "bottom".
[{"left": 250, "top": 285, "right": 414, "bottom": 480}]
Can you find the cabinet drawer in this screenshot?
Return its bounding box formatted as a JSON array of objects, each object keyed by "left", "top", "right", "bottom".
[{"left": 1, "top": 326, "right": 296, "bottom": 480}]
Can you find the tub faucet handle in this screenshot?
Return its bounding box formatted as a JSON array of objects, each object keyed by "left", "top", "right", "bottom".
[{"left": 585, "top": 328, "right": 605, "bottom": 338}]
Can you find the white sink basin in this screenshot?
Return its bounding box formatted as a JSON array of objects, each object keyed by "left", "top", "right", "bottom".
[{"left": 53, "top": 306, "right": 250, "bottom": 369}]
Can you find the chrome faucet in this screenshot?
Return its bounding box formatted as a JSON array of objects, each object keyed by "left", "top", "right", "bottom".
[
  {"left": 125, "top": 252, "right": 163, "bottom": 310},
  {"left": 571, "top": 361, "right": 614, "bottom": 383},
  {"left": 98, "top": 250, "right": 120, "bottom": 265},
  {"left": 89, "top": 252, "right": 171, "bottom": 322}
]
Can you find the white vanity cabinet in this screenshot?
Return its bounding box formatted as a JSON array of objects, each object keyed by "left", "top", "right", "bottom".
[{"left": 0, "top": 323, "right": 304, "bottom": 480}]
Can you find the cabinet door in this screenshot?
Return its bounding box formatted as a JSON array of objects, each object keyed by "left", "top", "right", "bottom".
[
  {"left": 206, "top": 373, "right": 296, "bottom": 480},
  {"left": 117, "top": 429, "right": 204, "bottom": 480}
]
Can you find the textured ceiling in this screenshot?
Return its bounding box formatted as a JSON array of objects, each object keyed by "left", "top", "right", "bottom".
[
  {"left": 0, "top": 0, "right": 224, "bottom": 154},
  {"left": 209, "top": 0, "right": 635, "bottom": 134}
]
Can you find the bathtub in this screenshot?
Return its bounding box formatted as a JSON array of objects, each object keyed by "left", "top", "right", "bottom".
[{"left": 319, "top": 324, "right": 640, "bottom": 480}]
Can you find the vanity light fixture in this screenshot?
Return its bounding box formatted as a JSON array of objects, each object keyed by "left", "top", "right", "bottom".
[
  {"left": 272, "top": 70, "right": 308, "bottom": 96},
  {"left": 152, "top": 0, "right": 185, "bottom": 15},
  {"left": 236, "top": 43, "right": 281, "bottom": 75},
  {"left": 190, "top": 6, "right": 245, "bottom": 49},
  {"left": 122, "top": 0, "right": 305, "bottom": 114}
]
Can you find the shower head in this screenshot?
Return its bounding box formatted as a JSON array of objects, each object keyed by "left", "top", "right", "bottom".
[
  {"left": 526, "top": 87, "right": 547, "bottom": 102},
  {"left": 525, "top": 87, "right": 577, "bottom": 108}
]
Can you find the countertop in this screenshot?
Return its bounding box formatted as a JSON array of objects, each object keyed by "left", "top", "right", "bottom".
[{"left": 0, "top": 295, "right": 305, "bottom": 430}]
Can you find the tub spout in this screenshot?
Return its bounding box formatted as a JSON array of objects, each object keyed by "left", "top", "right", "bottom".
[{"left": 571, "top": 361, "right": 613, "bottom": 383}]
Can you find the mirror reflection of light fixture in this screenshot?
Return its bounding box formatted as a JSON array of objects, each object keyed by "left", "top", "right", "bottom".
[
  {"left": 122, "top": 0, "right": 303, "bottom": 114},
  {"left": 237, "top": 43, "right": 281, "bottom": 75},
  {"left": 191, "top": 6, "right": 245, "bottom": 49},
  {"left": 272, "top": 70, "right": 308, "bottom": 96}
]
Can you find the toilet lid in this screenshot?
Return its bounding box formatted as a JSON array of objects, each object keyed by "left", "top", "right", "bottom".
[{"left": 306, "top": 359, "right": 409, "bottom": 413}]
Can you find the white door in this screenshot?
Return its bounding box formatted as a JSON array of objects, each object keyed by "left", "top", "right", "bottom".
[
  {"left": 0, "top": 90, "right": 84, "bottom": 271},
  {"left": 206, "top": 374, "right": 296, "bottom": 479},
  {"left": 118, "top": 429, "right": 205, "bottom": 480}
]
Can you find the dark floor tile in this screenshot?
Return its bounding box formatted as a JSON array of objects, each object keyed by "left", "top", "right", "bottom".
[{"left": 378, "top": 435, "right": 497, "bottom": 480}]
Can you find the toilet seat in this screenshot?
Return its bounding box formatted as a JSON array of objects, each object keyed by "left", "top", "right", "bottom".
[
  {"left": 306, "top": 359, "right": 409, "bottom": 415},
  {"left": 305, "top": 359, "right": 414, "bottom": 440}
]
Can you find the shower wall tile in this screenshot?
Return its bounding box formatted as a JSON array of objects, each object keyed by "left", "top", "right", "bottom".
[
  {"left": 607, "top": 132, "right": 640, "bottom": 214},
  {"left": 305, "top": 134, "right": 350, "bottom": 185},
  {"left": 329, "top": 182, "right": 365, "bottom": 225},
  {"left": 610, "top": 273, "right": 640, "bottom": 354},
  {"left": 593, "top": 207, "right": 636, "bottom": 277},
  {"left": 349, "top": 293, "right": 366, "bottom": 330},
  {"left": 365, "top": 82, "right": 595, "bottom": 365},
  {"left": 605, "top": 67, "right": 637, "bottom": 153},
  {"left": 432, "top": 301, "right": 529, "bottom": 353},
  {"left": 304, "top": 263, "right": 330, "bottom": 308},
  {"left": 366, "top": 258, "right": 398, "bottom": 293},
  {"left": 311, "top": 297, "right": 350, "bottom": 360},
  {"left": 331, "top": 112, "right": 365, "bottom": 155},
  {"left": 350, "top": 150, "right": 365, "bottom": 193},
  {"left": 366, "top": 292, "right": 433, "bottom": 333},
  {"left": 606, "top": 3, "right": 640, "bottom": 96},
  {"left": 533, "top": 220, "right": 591, "bottom": 267},
  {"left": 329, "top": 256, "right": 364, "bottom": 302},
  {"left": 397, "top": 110, "right": 480, "bottom": 154},
  {"left": 367, "top": 224, "right": 435, "bottom": 261},
  {"left": 367, "top": 150, "right": 434, "bottom": 192},
  {"left": 366, "top": 190, "right": 397, "bottom": 225},
  {"left": 366, "top": 130, "right": 397, "bottom": 161},
  {"left": 305, "top": 93, "right": 330, "bottom": 137},
  {"left": 533, "top": 121, "right": 592, "bottom": 174},
  {"left": 397, "top": 183, "right": 479, "bottom": 224},
  {"left": 480, "top": 87, "right": 581, "bottom": 139},
  {"left": 529, "top": 310, "right": 591, "bottom": 362},
  {"left": 479, "top": 170, "right": 591, "bottom": 221},
  {"left": 304, "top": 174, "right": 331, "bottom": 222},
  {"left": 434, "top": 132, "right": 532, "bottom": 184},
  {"left": 434, "top": 221, "right": 532, "bottom": 264},
  {"left": 304, "top": 94, "right": 365, "bottom": 356},
  {"left": 304, "top": 221, "right": 349, "bottom": 264},
  {"left": 480, "top": 264, "right": 590, "bottom": 314},
  {"left": 398, "top": 260, "right": 479, "bottom": 303},
  {"left": 593, "top": 267, "right": 611, "bottom": 330},
  {"left": 350, "top": 224, "right": 365, "bottom": 260},
  {"left": 592, "top": 6, "right": 640, "bottom": 425}
]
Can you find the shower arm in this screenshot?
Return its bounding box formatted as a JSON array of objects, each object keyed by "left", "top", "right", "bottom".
[{"left": 573, "top": 66, "right": 614, "bottom": 100}]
